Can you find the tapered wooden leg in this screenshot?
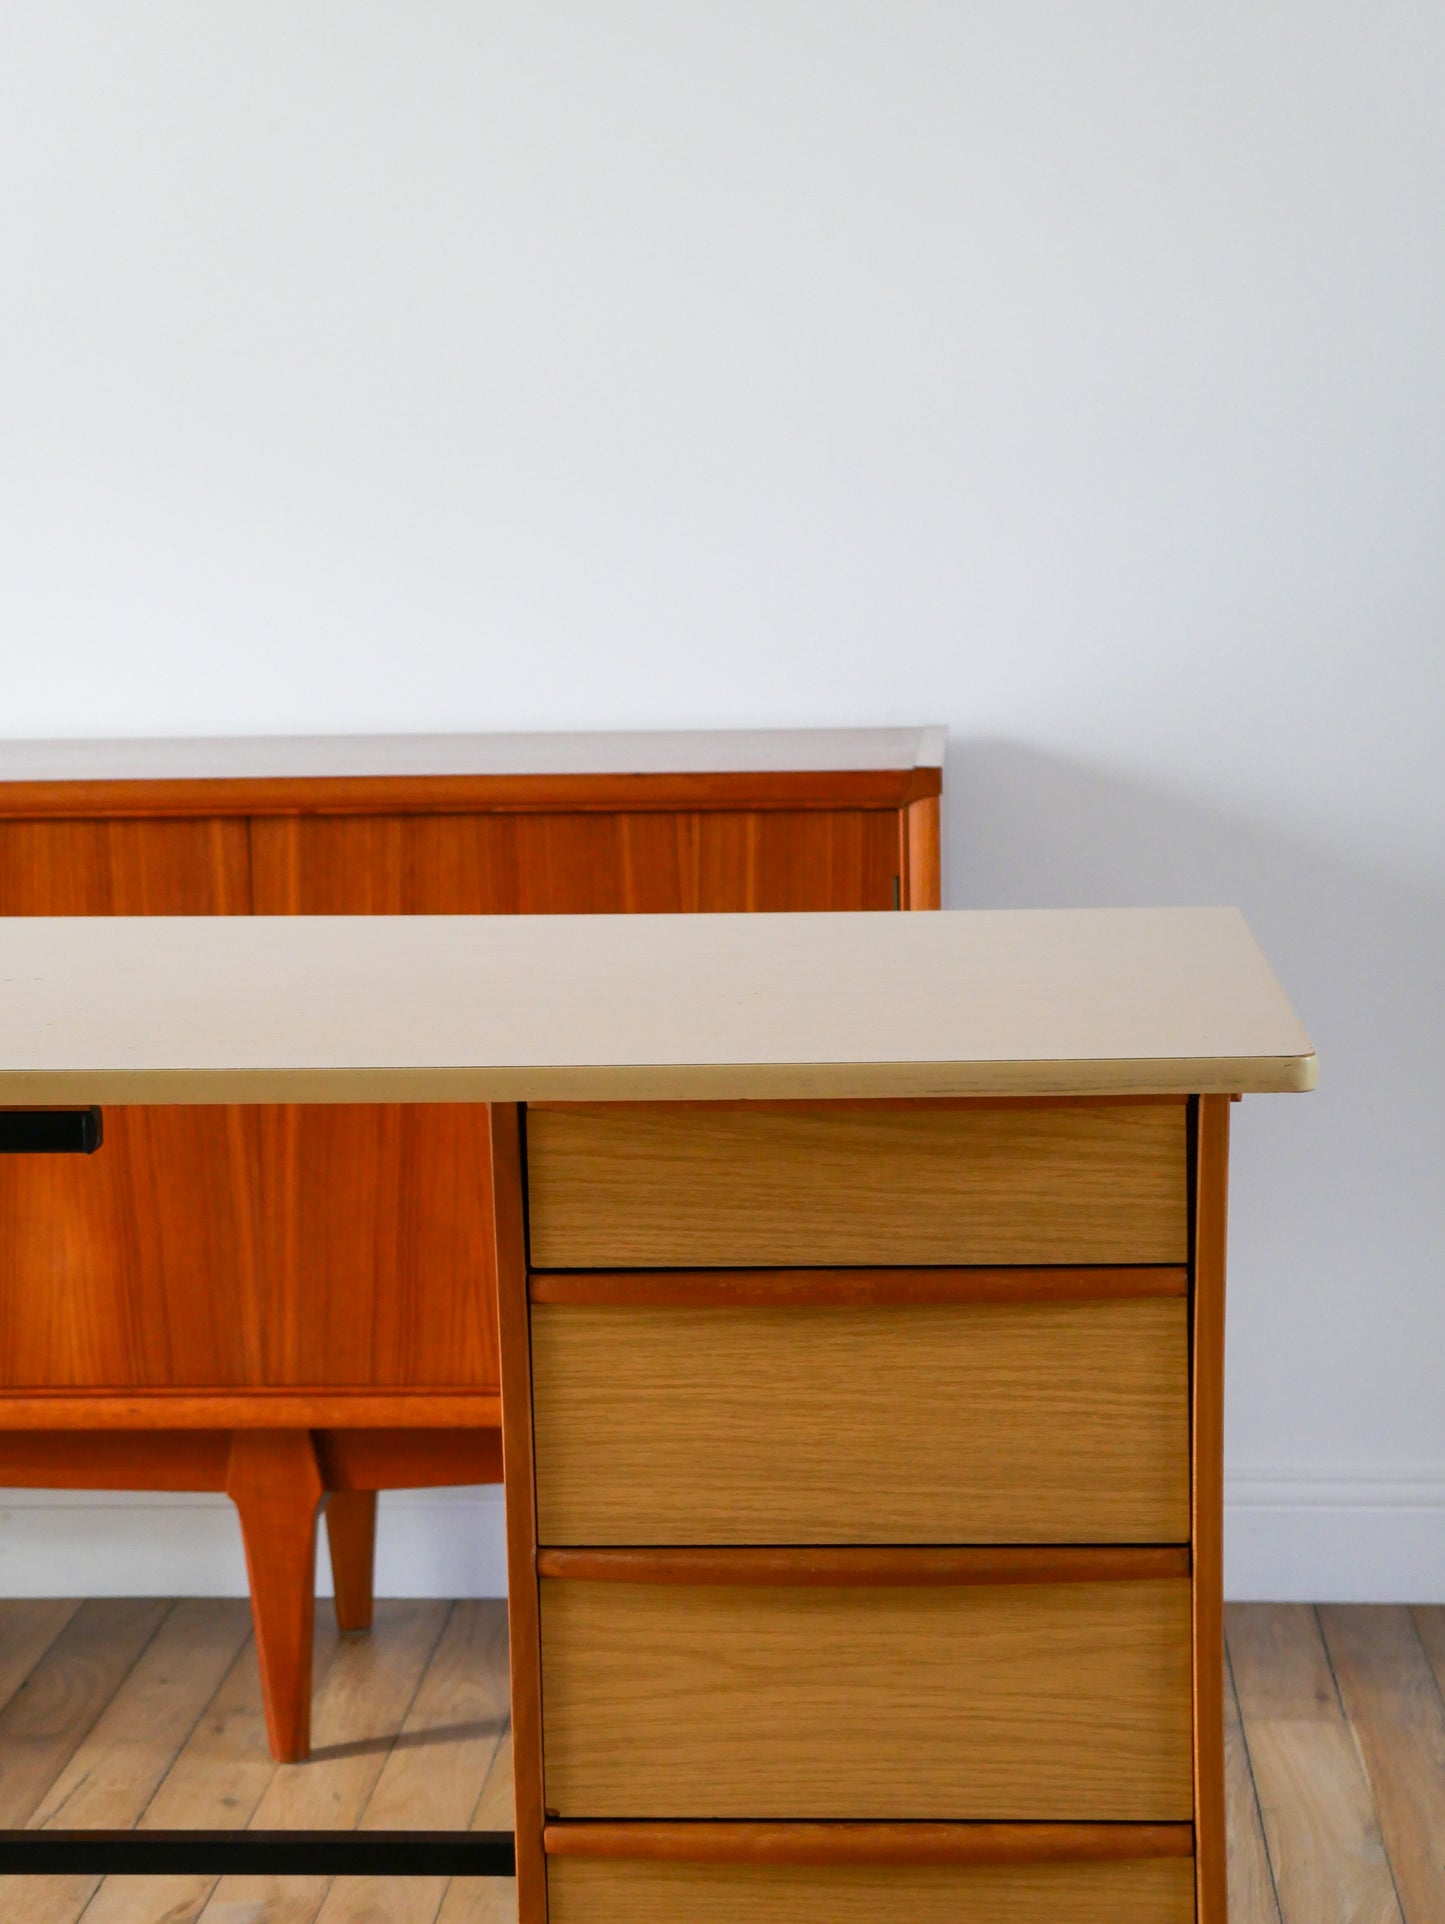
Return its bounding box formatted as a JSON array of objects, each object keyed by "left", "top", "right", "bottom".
[
  {"left": 226, "top": 1430, "right": 324, "bottom": 1764},
  {"left": 326, "top": 1489, "right": 378, "bottom": 1633}
]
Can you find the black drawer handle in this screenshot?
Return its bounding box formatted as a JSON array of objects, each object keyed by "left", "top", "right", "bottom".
[{"left": 0, "top": 1109, "right": 104, "bottom": 1155}]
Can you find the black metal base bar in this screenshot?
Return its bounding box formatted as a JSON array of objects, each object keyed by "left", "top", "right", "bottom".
[{"left": 0, "top": 1830, "right": 516, "bottom": 1877}]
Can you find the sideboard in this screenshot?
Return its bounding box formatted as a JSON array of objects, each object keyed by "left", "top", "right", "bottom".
[{"left": 0, "top": 728, "right": 942, "bottom": 1762}]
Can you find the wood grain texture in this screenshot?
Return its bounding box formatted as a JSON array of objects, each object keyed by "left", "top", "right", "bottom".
[
  {"left": 225, "top": 1431, "right": 325, "bottom": 1763},
  {"left": 0, "top": 1598, "right": 170, "bottom": 1825},
  {"left": 905, "top": 794, "right": 942, "bottom": 909},
  {"left": 193, "top": 1599, "right": 449, "bottom": 1924},
  {"left": 1317, "top": 1604, "right": 1445, "bottom": 1918},
  {"left": 0, "top": 1599, "right": 79, "bottom": 1719},
  {"left": 543, "top": 1821, "right": 1195, "bottom": 1864},
  {"left": 540, "top": 1576, "right": 1194, "bottom": 1820},
  {"left": 1223, "top": 1643, "right": 1282, "bottom": 1924},
  {"left": 0, "top": 1393, "right": 501, "bottom": 1427},
  {"left": 546, "top": 1855, "right": 1196, "bottom": 1924},
  {"left": 1228, "top": 1604, "right": 1403, "bottom": 1924},
  {"left": 1192, "top": 1095, "right": 1230, "bottom": 1924},
  {"left": 138, "top": 1617, "right": 345, "bottom": 1832},
  {"left": 313, "top": 1428, "right": 503, "bottom": 1491},
  {"left": 27, "top": 1599, "right": 253, "bottom": 1829},
  {"left": 537, "top": 1548, "right": 1192, "bottom": 1585},
  {"left": 251, "top": 809, "right": 904, "bottom": 915},
  {"left": 1412, "top": 1602, "right": 1445, "bottom": 1693},
  {"left": 313, "top": 1601, "right": 512, "bottom": 1924},
  {"left": 492, "top": 1105, "right": 546, "bottom": 1924},
  {"left": 532, "top": 1295, "right": 1189, "bottom": 1545},
  {"left": 529, "top": 1264, "right": 1188, "bottom": 1307},
  {"left": 325, "top": 1492, "right": 378, "bottom": 1633},
  {"left": 0, "top": 1430, "right": 230, "bottom": 1486},
  {"left": 0, "top": 1105, "right": 500, "bottom": 1390},
  {"left": 526, "top": 1100, "right": 1189, "bottom": 1268}
]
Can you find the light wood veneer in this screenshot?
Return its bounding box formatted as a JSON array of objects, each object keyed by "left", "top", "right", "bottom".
[
  {"left": 546, "top": 1854, "right": 1197, "bottom": 1923},
  {"left": 532, "top": 1290, "right": 1190, "bottom": 1544},
  {"left": 539, "top": 1572, "right": 1195, "bottom": 1820},
  {"left": 525, "top": 1100, "right": 1190, "bottom": 1268}
]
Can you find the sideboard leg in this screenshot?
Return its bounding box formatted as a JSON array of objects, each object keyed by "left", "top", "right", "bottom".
[
  {"left": 227, "top": 1429, "right": 325, "bottom": 1764},
  {"left": 326, "top": 1490, "right": 378, "bottom": 1632}
]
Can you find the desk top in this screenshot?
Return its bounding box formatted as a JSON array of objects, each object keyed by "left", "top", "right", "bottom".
[{"left": 0, "top": 908, "right": 1314, "bottom": 1104}]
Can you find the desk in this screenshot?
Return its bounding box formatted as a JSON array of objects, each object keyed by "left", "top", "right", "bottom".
[
  {"left": 0, "top": 725, "right": 941, "bottom": 1761},
  {"left": 0, "top": 907, "right": 1313, "bottom": 1923}
]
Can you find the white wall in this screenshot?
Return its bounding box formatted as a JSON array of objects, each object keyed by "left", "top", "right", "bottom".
[{"left": 2, "top": 3, "right": 1442, "bottom": 1601}]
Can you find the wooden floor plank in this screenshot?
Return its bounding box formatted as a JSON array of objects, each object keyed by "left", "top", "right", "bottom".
[
  {"left": 434, "top": 1732, "right": 518, "bottom": 1924},
  {"left": 31, "top": 1598, "right": 254, "bottom": 1830},
  {"left": 0, "top": 1597, "right": 170, "bottom": 1827},
  {"left": 315, "top": 1602, "right": 510, "bottom": 1924},
  {"left": 1413, "top": 1605, "right": 1445, "bottom": 1703},
  {"left": 6, "top": 1601, "right": 256, "bottom": 1924},
  {"left": 0, "top": 1599, "right": 80, "bottom": 1718},
  {"left": 194, "top": 1600, "right": 450, "bottom": 1924},
  {"left": 1319, "top": 1605, "right": 1445, "bottom": 1921},
  {"left": 1223, "top": 1630, "right": 1283, "bottom": 1924},
  {"left": 1228, "top": 1603, "right": 1403, "bottom": 1924},
  {"left": 80, "top": 1617, "right": 347, "bottom": 1924}
]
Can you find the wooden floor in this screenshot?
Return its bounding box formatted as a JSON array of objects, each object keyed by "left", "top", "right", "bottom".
[{"left": 0, "top": 1600, "right": 1441, "bottom": 1920}]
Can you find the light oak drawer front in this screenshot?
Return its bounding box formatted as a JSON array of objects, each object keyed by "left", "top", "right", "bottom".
[
  {"left": 540, "top": 1575, "right": 1194, "bottom": 1819},
  {"left": 548, "top": 1855, "right": 1196, "bottom": 1924},
  {"left": 532, "top": 1294, "right": 1190, "bottom": 1545},
  {"left": 525, "top": 1103, "right": 1188, "bottom": 1268}
]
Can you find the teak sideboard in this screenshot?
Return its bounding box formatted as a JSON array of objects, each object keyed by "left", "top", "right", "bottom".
[
  {"left": 0, "top": 907, "right": 1315, "bottom": 1923},
  {"left": 0, "top": 728, "right": 941, "bottom": 1763}
]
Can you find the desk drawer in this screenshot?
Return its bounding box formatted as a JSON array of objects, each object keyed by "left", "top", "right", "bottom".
[
  {"left": 531, "top": 1277, "right": 1190, "bottom": 1545},
  {"left": 548, "top": 1851, "right": 1196, "bottom": 1923},
  {"left": 524, "top": 1102, "right": 1188, "bottom": 1268},
  {"left": 539, "top": 1555, "right": 1194, "bottom": 1820}
]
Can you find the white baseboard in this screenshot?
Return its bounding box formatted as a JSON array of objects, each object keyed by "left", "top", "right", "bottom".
[
  {"left": 3, "top": 1477, "right": 1443, "bottom": 1603},
  {"left": 1225, "top": 1471, "right": 1445, "bottom": 1602},
  {"left": 0, "top": 1486, "right": 508, "bottom": 1599}
]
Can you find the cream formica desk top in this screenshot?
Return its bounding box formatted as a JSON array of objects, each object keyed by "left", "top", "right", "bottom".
[{"left": 0, "top": 908, "right": 1313, "bottom": 1105}]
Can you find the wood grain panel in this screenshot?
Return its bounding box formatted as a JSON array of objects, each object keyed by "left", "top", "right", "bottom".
[
  {"left": 0, "top": 817, "right": 250, "bottom": 916},
  {"left": 250, "top": 810, "right": 902, "bottom": 915},
  {"left": 547, "top": 1852, "right": 1196, "bottom": 1922},
  {"left": 526, "top": 1101, "right": 1189, "bottom": 1268},
  {"left": 532, "top": 1296, "right": 1190, "bottom": 1544},
  {"left": 544, "top": 1820, "right": 1195, "bottom": 1863},
  {"left": 540, "top": 1576, "right": 1195, "bottom": 1820},
  {"left": 538, "top": 1547, "right": 1191, "bottom": 1585},
  {"left": 1192, "top": 1095, "right": 1230, "bottom": 1924},
  {"left": 0, "top": 1105, "right": 499, "bottom": 1389},
  {"left": 0, "top": 817, "right": 260, "bottom": 1393},
  {"left": 245, "top": 1102, "right": 499, "bottom": 1389}
]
